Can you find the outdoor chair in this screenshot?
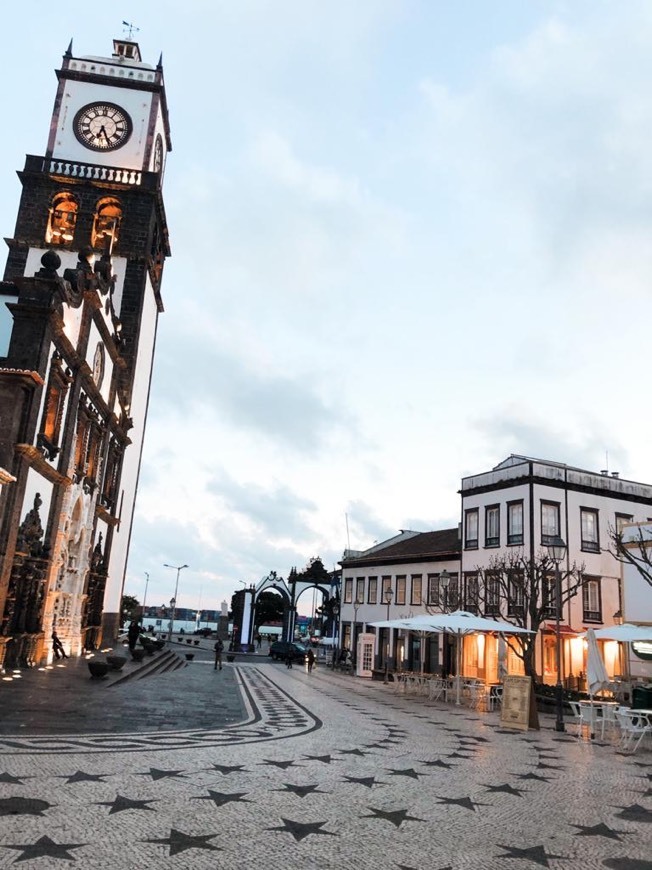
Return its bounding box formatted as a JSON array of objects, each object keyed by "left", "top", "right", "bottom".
[
  {"left": 616, "top": 709, "right": 652, "bottom": 753},
  {"left": 598, "top": 704, "right": 619, "bottom": 740},
  {"left": 487, "top": 685, "right": 503, "bottom": 711},
  {"left": 567, "top": 701, "right": 584, "bottom": 737}
]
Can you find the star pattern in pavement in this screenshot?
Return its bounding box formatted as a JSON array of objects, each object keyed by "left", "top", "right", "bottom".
[
  {"left": 144, "top": 828, "right": 220, "bottom": 856},
  {"left": 138, "top": 767, "right": 187, "bottom": 781},
  {"left": 361, "top": 807, "right": 425, "bottom": 828},
  {"left": 267, "top": 818, "right": 337, "bottom": 841},
  {"left": 386, "top": 767, "right": 426, "bottom": 780},
  {"left": 435, "top": 795, "right": 484, "bottom": 812},
  {"left": 192, "top": 790, "right": 251, "bottom": 807},
  {"left": 495, "top": 844, "right": 566, "bottom": 867},
  {"left": 206, "top": 763, "right": 246, "bottom": 775},
  {"left": 61, "top": 771, "right": 108, "bottom": 784},
  {"left": 0, "top": 797, "right": 52, "bottom": 817},
  {"left": 418, "top": 759, "right": 456, "bottom": 769},
  {"left": 303, "top": 754, "right": 336, "bottom": 764},
  {"left": 342, "top": 775, "right": 384, "bottom": 788},
  {"left": 96, "top": 794, "right": 157, "bottom": 814},
  {"left": 614, "top": 803, "right": 652, "bottom": 823},
  {"left": 0, "top": 772, "right": 29, "bottom": 784},
  {"left": 1, "top": 835, "right": 86, "bottom": 862},
  {"left": 571, "top": 822, "right": 624, "bottom": 840},
  {"left": 483, "top": 783, "right": 525, "bottom": 797},
  {"left": 515, "top": 772, "right": 552, "bottom": 783},
  {"left": 275, "top": 782, "right": 327, "bottom": 798},
  {"left": 338, "top": 748, "right": 370, "bottom": 757},
  {"left": 261, "top": 759, "right": 302, "bottom": 770},
  {"left": 603, "top": 859, "right": 652, "bottom": 869}
]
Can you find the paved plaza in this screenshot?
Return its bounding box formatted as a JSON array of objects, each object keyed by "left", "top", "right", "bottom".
[{"left": 0, "top": 649, "right": 650, "bottom": 869}]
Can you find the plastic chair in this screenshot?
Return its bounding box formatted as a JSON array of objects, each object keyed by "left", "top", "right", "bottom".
[
  {"left": 567, "top": 701, "right": 584, "bottom": 736},
  {"left": 617, "top": 709, "right": 652, "bottom": 752}
]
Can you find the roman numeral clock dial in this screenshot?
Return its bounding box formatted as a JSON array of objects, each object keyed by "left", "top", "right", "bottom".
[{"left": 73, "top": 102, "right": 132, "bottom": 151}]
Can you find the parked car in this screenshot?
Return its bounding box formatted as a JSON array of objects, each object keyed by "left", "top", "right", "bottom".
[
  {"left": 194, "top": 627, "right": 213, "bottom": 637},
  {"left": 269, "top": 641, "right": 307, "bottom": 662}
]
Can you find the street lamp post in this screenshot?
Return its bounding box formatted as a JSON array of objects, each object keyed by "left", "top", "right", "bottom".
[
  {"left": 163, "top": 563, "right": 188, "bottom": 644},
  {"left": 352, "top": 595, "right": 361, "bottom": 665},
  {"left": 383, "top": 587, "right": 393, "bottom": 684},
  {"left": 331, "top": 599, "right": 340, "bottom": 669},
  {"left": 546, "top": 536, "right": 567, "bottom": 733},
  {"left": 439, "top": 570, "right": 451, "bottom": 679},
  {"left": 142, "top": 572, "right": 149, "bottom": 624}
]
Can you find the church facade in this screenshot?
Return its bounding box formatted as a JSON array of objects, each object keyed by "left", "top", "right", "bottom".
[{"left": 0, "top": 38, "right": 171, "bottom": 669}]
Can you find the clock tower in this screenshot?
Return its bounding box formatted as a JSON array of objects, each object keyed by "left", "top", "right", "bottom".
[{"left": 0, "top": 38, "right": 171, "bottom": 668}]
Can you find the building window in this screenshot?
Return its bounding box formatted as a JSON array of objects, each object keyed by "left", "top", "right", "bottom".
[
  {"left": 541, "top": 501, "right": 560, "bottom": 546},
  {"left": 543, "top": 574, "right": 556, "bottom": 619},
  {"left": 367, "top": 576, "right": 377, "bottom": 604},
  {"left": 427, "top": 574, "right": 439, "bottom": 606},
  {"left": 507, "top": 500, "right": 524, "bottom": 546},
  {"left": 101, "top": 439, "right": 122, "bottom": 511},
  {"left": 91, "top": 197, "right": 122, "bottom": 250},
  {"left": 355, "top": 578, "right": 365, "bottom": 604},
  {"left": 411, "top": 575, "right": 422, "bottom": 606},
  {"left": 37, "top": 352, "right": 71, "bottom": 460},
  {"left": 445, "top": 573, "right": 459, "bottom": 610},
  {"left": 382, "top": 576, "right": 392, "bottom": 603},
  {"left": 464, "top": 573, "right": 479, "bottom": 613},
  {"left": 343, "top": 578, "right": 353, "bottom": 604},
  {"left": 46, "top": 193, "right": 78, "bottom": 245},
  {"left": 580, "top": 508, "right": 600, "bottom": 553},
  {"left": 507, "top": 570, "right": 524, "bottom": 617},
  {"left": 582, "top": 577, "right": 602, "bottom": 622},
  {"left": 485, "top": 505, "right": 500, "bottom": 547},
  {"left": 615, "top": 513, "right": 633, "bottom": 534},
  {"left": 485, "top": 572, "right": 501, "bottom": 616},
  {"left": 464, "top": 509, "right": 479, "bottom": 549},
  {"left": 396, "top": 576, "right": 406, "bottom": 606}
]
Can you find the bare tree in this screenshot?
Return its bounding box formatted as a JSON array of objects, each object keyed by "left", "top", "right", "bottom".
[
  {"left": 609, "top": 525, "right": 652, "bottom": 589},
  {"left": 473, "top": 550, "right": 584, "bottom": 680}
]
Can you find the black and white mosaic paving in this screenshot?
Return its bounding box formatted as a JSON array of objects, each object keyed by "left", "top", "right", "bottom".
[{"left": 0, "top": 662, "right": 650, "bottom": 868}]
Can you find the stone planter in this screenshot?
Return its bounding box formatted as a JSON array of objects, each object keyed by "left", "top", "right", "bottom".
[
  {"left": 106, "top": 655, "right": 127, "bottom": 671},
  {"left": 185, "top": 653, "right": 195, "bottom": 661},
  {"left": 226, "top": 654, "right": 235, "bottom": 663},
  {"left": 88, "top": 660, "right": 109, "bottom": 679},
  {"left": 186, "top": 639, "right": 192, "bottom": 645},
  {"left": 130, "top": 648, "right": 146, "bottom": 662},
  {"left": 193, "top": 639, "right": 200, "bottom": 645}
]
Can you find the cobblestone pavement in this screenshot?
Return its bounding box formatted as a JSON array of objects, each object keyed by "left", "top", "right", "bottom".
[{"left": 0, "top": 660, "right": 650, "bottom": 869}]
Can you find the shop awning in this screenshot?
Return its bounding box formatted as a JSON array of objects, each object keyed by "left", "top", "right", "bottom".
[{"left": 542, "top": 622, "right": 579, "bottom": 636}]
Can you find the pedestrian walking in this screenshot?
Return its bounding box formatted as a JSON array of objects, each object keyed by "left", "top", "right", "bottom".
[
  {"left": 214, "top": 638, "right": 224, "bottom": 670},
  {"left": 286, "top": 650, "right": 293, "bottom": 668},
  {"left": 127, "top": 620, "right": 140, "bottom": 652},
  {"left": 307, "top": 649, "right": 315, "bottom": 674},
  {"left": 52, "top": 630, "right": 68, "bottom": 660}
]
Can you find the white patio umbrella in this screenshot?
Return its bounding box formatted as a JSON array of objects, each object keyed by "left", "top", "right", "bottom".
[
  {"left": 370, "top": 610, "right": 534, "bottom": 704},
  {"left": 588, "top": 624, "right": 652, "bottom": 642},
  {"left": 586, "top": 627, "right": 611, "bottom": 738}
]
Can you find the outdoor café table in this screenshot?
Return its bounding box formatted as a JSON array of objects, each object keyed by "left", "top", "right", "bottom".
[
  {"left": 579, "top": 699, "right": 619, "bottom": 739},
  {"left": 617, "top": 708, "right": 652, "bottom": 752}
]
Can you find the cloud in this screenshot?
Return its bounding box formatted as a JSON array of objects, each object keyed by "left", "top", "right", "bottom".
[{"left": 474, "top": 411, "right": 630, "bottom": 476}]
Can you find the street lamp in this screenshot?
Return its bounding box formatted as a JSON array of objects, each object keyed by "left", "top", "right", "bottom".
[
  {"left": 331, "top": 599, "right": 340, "bottom": 669},
  {"left": 383, "top": 586, "right": 393, "bottom": 684},
  {"left": 546, "top": 535, "right": 567, "bottom": 733},
  {"left": 439, "top": 570, "right": 450, "bottom": 612},
  {"left": 352, "top": 594, "right": 362, "bottom": 665},
  {"left": 439, "top": 570, "right": 451, "bottom": 679},
  {"left": 142, "top": 572, "right": 149, "bottom": 624},
  {"left": 163, "top": 563, "right": 188, "bottom": 644}
]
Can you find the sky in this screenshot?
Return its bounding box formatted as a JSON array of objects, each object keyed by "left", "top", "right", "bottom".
[{"left": 2, "top": 1, "right": 652, "bottom": 616}]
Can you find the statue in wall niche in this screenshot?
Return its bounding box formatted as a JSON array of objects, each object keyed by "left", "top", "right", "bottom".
[{"left": 15, "top": 494, "right": 45, "bottom": 558}]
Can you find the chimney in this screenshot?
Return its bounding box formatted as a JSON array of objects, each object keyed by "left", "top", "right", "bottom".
[
  {"left": 611, "top": 472, "right": 620, "bottom": 479},
  {"left": 600, "top": 470, "right": 609, "bottom": 476}
]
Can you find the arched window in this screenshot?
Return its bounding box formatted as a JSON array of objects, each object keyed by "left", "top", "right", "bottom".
[
  {"left": 91, "top": 198, "right": 122, "bottom": 250},
  {"left": 46, "top": 193, "right": 78, "bottom": 245}
]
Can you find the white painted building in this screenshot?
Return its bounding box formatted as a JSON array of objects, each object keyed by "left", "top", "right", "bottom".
[
  {"left": 620, "top": 522, "right": 652, "bottom": 679},
  {"left": 460, "top": 455, "right": 652, "bottom": 684}
]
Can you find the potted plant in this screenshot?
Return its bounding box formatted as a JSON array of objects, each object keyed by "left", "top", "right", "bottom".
[
  {"left": 185, "top": 652, "right": 194, "bottom": 661},
  {"left": 106, "top": 654, "right": 127, "bottom": 671},
  {"left": 131, "top": 648, "right": 145, "bottom": 662},
  {"left": 88, "top": 660, "right": 109, "bottom": 678}
]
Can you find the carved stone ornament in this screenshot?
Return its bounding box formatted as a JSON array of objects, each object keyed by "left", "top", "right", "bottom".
[{"left": 15, "top": 493, "right": 46, "bottom": 558}]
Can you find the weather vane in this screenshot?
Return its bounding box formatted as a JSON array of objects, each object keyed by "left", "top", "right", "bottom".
[{"left": 122, "top": 20, "right": 140, "bottom": 40}]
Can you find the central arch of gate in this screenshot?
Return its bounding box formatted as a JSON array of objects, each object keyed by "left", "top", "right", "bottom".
[{"left": 252, "top": 573, "right": 336, "bottom": 644}]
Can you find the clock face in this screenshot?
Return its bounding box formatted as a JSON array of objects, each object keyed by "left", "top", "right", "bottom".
[
  {"left": 73, "top": 103, "right": 132, "bottom": 152},
  {"left": 153, "top": 134, "right": 163, "bottom": 172},
  {"left": 92, "top": 343, "right": 105, "bottom": 389}
]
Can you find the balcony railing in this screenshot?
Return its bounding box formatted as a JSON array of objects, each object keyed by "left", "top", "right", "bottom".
[{"left": 24, "top": 155, "right": 157, "bottom": 189}]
